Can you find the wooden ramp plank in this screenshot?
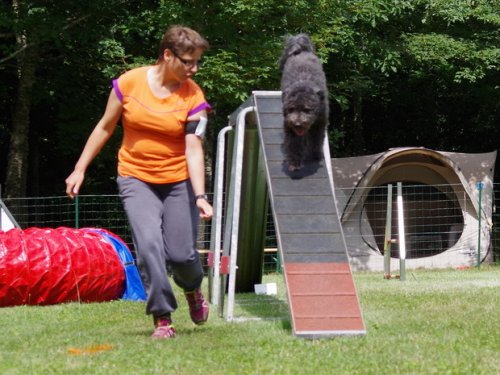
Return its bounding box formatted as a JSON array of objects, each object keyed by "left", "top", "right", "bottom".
[
  {"left": 285, "top": 263, "right": 365, "bottom": 337},
  {"left": 252, "top": 91, "right": 366, "bottom": 338}
]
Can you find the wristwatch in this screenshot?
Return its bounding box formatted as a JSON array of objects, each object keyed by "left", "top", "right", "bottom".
[{"left": 195, "top": 194, "right": 209, "bottom": 202}]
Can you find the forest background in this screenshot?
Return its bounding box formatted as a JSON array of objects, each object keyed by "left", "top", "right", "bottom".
[{"left": 0, "top": 0, "right": 498, "bottom": 198}]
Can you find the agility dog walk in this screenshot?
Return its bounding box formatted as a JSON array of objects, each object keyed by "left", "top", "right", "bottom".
[{"left": 252, "top": 91, "right": 365, "bottom": 338}]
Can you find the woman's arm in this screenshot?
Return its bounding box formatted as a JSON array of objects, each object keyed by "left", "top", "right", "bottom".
[
  {"left": 185, "top": 110, "right": 213, "bottom": 220},
  {"left": 65, "top": 89, "right": 122, "bottom": 198}
]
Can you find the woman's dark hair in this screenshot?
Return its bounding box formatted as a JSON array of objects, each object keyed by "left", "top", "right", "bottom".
[{"left": 158, "top": 25, "right": 209, "bottom": 60}]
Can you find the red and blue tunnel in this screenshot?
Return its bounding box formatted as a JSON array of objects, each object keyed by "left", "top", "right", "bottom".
[{"left": 0, "top": 227, "right": 146, "bottom": 307}]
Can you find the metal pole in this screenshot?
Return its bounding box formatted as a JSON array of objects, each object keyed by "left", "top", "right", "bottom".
[
  {"left": 225, "top": 106, "right": 255, "bottom": 321},
  {"left": 75, "top": 195, "right": 79, "bottom": 229},
  {"left": 209, "top": 125, "right": 233, "bottom": 305},
  {"left": 476, "top": 182, "right": 483, "bottom": 268},
  {"left": 383, "top": 184, "right": 393, "bottom": 279},
  {"left": 397, "top": 182, "right": 406, "bottom": 281}
]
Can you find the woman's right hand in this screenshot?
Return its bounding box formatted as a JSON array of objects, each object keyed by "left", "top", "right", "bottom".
[{"left": 65, "top": 170, "right": 85, "bottom": 199}]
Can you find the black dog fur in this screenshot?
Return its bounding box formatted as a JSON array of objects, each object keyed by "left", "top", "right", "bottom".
[{"left": 279, "top": 33, "right": 329, "bottom": 171}]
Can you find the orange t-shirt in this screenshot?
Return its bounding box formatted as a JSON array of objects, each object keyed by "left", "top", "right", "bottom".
[{"left": 112, "top": 66, "right": 210, "bottom": 184}]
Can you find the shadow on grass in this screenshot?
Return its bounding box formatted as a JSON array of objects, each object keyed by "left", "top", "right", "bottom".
[
  {"left": 231, "top": 292, "right": 292, "bottom": 332},
  {"left": 211, "top": 275, "right": 294, "bottom": 333}
]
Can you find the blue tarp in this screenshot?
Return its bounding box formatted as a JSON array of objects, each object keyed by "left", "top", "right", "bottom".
[{"left": 89, "top": 229, "right": 146, "bottom": 302}]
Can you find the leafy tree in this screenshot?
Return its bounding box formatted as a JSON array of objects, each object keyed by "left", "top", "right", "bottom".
[
  {"left": 0, "top": 0, "right": 498, "bottom": 197},
  {"left": 0, "top": 0, "right": 139, "bottom": 197},
  {"left": 325, "top": 0, "right": 499, "bottom": 157}
]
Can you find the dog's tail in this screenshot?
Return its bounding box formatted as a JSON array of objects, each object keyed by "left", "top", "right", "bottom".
[{"left": 279, "top": 33, "right": 315, "bottom": 71}]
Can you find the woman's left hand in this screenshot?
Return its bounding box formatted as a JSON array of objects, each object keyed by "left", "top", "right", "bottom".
[{"left": 196, "top": 199, "right": 213, "bottom": 220}]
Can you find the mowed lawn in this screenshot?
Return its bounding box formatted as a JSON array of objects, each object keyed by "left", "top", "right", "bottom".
[{"left": 0, "top": 266, "right": 498, "bottom": 374}]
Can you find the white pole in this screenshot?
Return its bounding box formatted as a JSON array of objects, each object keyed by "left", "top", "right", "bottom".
[
  {"left": 225, "top": 105, "right": 255, "bottom": 321},
  {"left": 397, "top": 182, "right": 406, "bottom": 281},
  {"left": 209, "top": 125, "right": 233, "bottom": 306},
  {"left": 383, "top": 184, "right": 393, "bottom": 278}
]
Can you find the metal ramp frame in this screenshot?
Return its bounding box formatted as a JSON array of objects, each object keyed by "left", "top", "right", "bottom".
[{"left": 209, "top": 91, "right": 366, "bottom": 338}]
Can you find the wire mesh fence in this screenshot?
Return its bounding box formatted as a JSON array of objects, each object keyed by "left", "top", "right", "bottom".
[
  {"left": 0, "top": 194, "right": 279, "bottom": 274},
  {"left": 2, "top": 183, "right": 499, "bottom": 274},
  {"left": 358, "top": 183, "right": 466, "bottom": 258},
  {"left": 337, "top": 182, "right": 497, "bottom": 270}
]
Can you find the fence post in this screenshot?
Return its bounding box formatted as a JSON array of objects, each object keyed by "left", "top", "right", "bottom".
[
  {"left": 75, "top": 195, "right": 79, "bottom": 229},
  {"left": 383, "top": 184, "right": 393, "bottom": 279},
  {"left": 476, "top": 182, "right": 483, "bottom": 268}
]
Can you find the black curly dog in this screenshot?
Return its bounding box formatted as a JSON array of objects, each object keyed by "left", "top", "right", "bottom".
[{"left": 279, "top": 34, "right": 329, "bottom": 172}]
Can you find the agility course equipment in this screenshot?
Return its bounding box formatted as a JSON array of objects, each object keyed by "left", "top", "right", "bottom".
[
  {"left": 210, "top": 91, "right": 365, "bottom": 338},
  {"left": 0, "top": 198, "right": 19, "bottom": 231},
  {"left": 0, "top": 226, "right": 145, "bottom": 307},
  {"left": 332, "top": 148, "right": 497, "bottom": 271}
]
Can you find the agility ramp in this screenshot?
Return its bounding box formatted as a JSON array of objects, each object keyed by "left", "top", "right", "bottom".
[{"left": 211, "top": 91, "right": 365, "bottom": 338}]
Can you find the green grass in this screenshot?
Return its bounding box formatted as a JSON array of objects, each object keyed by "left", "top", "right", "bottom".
[{"left": 1, "top": 267, "right": 499, "bottom": 374}]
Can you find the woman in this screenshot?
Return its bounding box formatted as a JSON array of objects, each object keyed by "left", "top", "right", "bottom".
[{"left": 65, "top": 25, "right": 213, "bottom": 339}]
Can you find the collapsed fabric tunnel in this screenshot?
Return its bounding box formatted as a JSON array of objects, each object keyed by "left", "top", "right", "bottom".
[
  {"left": 331, "top": 147, "right": 497, "bottom": 271},
  {"left": 0, "top": 227, "right": 145, "bottom": 307}
]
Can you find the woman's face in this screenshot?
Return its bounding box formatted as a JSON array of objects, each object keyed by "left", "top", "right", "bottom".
[{"left": 168, "top": 48, "right": 203, "bottom": 81}]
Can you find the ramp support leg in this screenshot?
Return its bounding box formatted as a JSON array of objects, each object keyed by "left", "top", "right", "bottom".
[
  {"left": 226, "top": 106, "right": 255, "bottom": 321},
  {"left": 209, "top": 125, "right": 233, "bottom": 306},
  {"left": 212, "top": 106, "right": 255, "bottom": 320}
]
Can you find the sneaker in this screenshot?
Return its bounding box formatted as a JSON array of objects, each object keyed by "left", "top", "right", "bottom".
[
  {"left": 184, "top": 288, "right": 209, "bottom": 325},
  {"left": 151, "top": 316, "right": 176, "bottom": 339}
]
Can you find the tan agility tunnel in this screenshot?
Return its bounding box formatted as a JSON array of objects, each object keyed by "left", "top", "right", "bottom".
[{"left": 331, "top": 147, "right": 497, "bottom": 271}]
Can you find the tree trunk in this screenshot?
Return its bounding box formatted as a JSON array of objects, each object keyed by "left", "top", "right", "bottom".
[{"left": 4, "top": 1, "right": 38, "bottom": 198}]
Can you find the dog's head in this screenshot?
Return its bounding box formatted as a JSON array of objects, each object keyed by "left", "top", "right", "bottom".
[{"left": 282, "top": 84, "right": 324, "bottom": 136}]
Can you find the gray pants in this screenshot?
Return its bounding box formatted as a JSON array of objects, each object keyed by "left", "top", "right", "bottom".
[{"left": 117, "top": 176, "right": 203, "bottom": 317}]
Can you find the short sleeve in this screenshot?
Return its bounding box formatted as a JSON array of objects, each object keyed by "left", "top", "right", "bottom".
[
  {"left": 186, "top": 80, "right": 211, "bottom": 117},
  {"left": 112, "top": 79, "right": 123, "bottom": 102},
  {"left": 111, "top": 67, "right": 148, "bottom": 104}
]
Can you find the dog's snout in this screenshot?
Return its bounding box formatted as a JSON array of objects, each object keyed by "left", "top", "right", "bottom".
[{"left": 287, "top": 113, "right": 313, "bottom": 129}]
